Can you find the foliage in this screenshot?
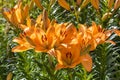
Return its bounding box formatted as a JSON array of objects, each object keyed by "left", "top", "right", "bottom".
[{"left": 0, "top": 0, "right": 120, "bottom": 80}]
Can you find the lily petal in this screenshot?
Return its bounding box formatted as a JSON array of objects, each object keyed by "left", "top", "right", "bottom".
[{"left": 80, "top": 54, "right": 92, "bottom": 72}]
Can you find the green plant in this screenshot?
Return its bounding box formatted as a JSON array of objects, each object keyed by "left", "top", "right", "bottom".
[{"left": 0, "top": 0, "right": 120, "bottom": 80}]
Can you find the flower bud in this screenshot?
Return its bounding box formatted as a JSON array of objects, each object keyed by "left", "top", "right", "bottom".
[
  {"left": 91, "top": 0, "right": 99, "bottom": 10},
  {"left": 114, "top": 0, "right": 120, "bottom": 10},
  {"left": 58, "top": 0, "right": 70, "bottom": 10},
  {"left": 102, "top": 12, "right": 112, "bottom": 21},
  {"left": 108, "top": 0, "right": 114, "bottom": 9},
  {"left": 6, "top": 72, "right": 13, "bottom": 80},
  {"left": 33, "top": 0, "right": 43, "bottom": 10},
  {"left": 77, "top": 0, "right": 82, "bottom": 6},
  {"left": 81, "top": 0, "right": 90, "bottom": 9},
  {"left": 50, "top": 0, "right": 55, "bottom": 6}
]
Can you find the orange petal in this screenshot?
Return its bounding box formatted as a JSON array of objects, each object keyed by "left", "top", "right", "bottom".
[
  {"left": 26, "top": 17, "right": 36, "bottom": 28},
  {"left": 114, "top": 29, "right": 120, "bottom": 36},
  {"left": 13, "top": 37, "right": 25, "bottom": 44},
  {"left": 80, "top": 54, "right": 92, "bottom": 72},
  {"left": 11, "top": 9, "right": 19, "bottom": 26},
  {"left": 26, "top": 36, "right": 36, "bottom": 46},
  {"left": 19, "top": 24, "right": 27, "bottom": 30},
  {"left": 63, "top": 23, "right": 77, "bottom": 43},
  {"left": 105, "top": 40, "right": 116, "bottom": 45},
  {"left": 104, "top": 30, "right": 113, "bottom": 38},
  {"left": 47, "top": 30, "right": 56, "bottom": 48},
  {"left": 2, "top": 9, "right": 12, "bottom": 22},
  {"left": 90, "top": 21, "right": 99, "bottom": 34},
  {"left": 56, "top": 50, "right": 64, "bottom": 65},
  {"left": 15, "top": 7, "right": 22, "bottom": 23},
  {"left": 34, "top": 45, "right": 47, "bottom": 53},
  {"left": 36, "top": 14, "right": 42, "bottom": 24},
  {"left": 12, "top": 45, "right": 32, "bottom": 52},
  {"left": 22, "top": 4, "right": 29, "bottom": 20},
  {"left": 90, "top": 39, "right": 97, "bottom": 51},
  {"left": 55, "top": 63, "right": 66, "bottom": 70}
]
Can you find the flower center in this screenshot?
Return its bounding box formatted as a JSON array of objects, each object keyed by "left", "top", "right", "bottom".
[
  {"left": 65, "top": 52, "right": 72, "bottom": 65},
  {"left": 41, "top": 34, "right": 47, "bottom": 42}
]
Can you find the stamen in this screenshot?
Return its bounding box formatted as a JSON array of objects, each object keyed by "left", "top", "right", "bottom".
[
  {"left": 65, "top": 52, "right": 72, "bottom": 65},
  {"left": 66, "top": 52, "right": 72, "bottom": 59},
  {"left": 41, "top": 34, "right": 47, "bottom": 42}
]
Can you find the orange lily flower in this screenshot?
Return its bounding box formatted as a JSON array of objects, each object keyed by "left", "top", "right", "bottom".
[
  {"left": 76, "top": 24, "right": 97, "bottom": 52},
  {"left": 75, "top": 22, "right": 115, "bottom": 53},
  {"left": 33, "top": 26, "right": 56, "bottom": 53},
  {"left": 88, "top": 22, "right": 115, "bottom": 45},
  {"left": 12, "top": 33, "right": 34, "bottom": 52},
  {"left": 12, "top": 24, "right": 56, "bottom": 53},
  {"left": 2, "top": 1, "right": 29, "bottom": 27},
  {"left": 55, "top": 45, "right": 92, "bottom": 72},
  {"left": 55, "top": 45, "right": 81, "bottom": 70},
  {"left": 12, "top": 10, "right": 56, "bottom": 53},
  {"left": 12, "top": 17, "right": 37, "bottom": 52},
  {"left": 50, "top": 23, "right": 77, "bottom": 57},
  {"left": 32, "top": 10, "right": 56, "bottom": 53}
]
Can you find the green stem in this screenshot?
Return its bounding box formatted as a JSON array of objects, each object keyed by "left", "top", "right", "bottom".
[
  {"left": 83, "top": 68, "right": 87, "bottom": 80},
  {"left": 100, "top": 44, "right": 107, "bottom": 80},
  {"left": 71, "top": 0, "right": 79, "bottom": 23},
  {"left": 48, "top": 54, "right": 56, "bottom": 80},
  {"left": 67, "top": 68, "right": 73, "bottom": 80}
]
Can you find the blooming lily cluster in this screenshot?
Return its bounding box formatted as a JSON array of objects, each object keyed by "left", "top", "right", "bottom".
[
  {"left": 2, "top": 1, "right": 29, "bottom": 28},
  {"left": 2, "top": 1, "right": 120, "bottom": 72}
]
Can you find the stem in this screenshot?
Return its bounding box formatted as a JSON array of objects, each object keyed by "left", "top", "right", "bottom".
[
  {"left": 48, "top": 54, "right": 54, "bottom": 69},
  {"left": 100, "top": 44, "right": 107, "bottom": 80},
  {"left": 71, "top": 0, "right": 79, "bottom": 23},
  {"left": 2, "top": 0, "right": 3, "bottom": 6},
  {"left": 67, "top": 68, "right": 73, "bottom": 80},
  {"left": 48, "top": 54, "right": 56, "bottom": 80},
  {"left": 83, "top": 68, "right": 87, "bottom": 80}
]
